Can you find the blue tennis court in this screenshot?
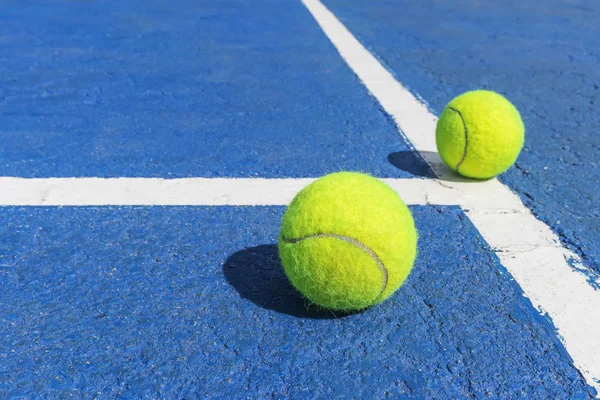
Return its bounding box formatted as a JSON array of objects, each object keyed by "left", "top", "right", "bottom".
[{"left": 1, "top": 0, "right": 598, "bottom": 398}]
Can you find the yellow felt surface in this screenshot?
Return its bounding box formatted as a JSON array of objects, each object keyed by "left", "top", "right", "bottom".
[
  {"left": 279, "top": 172, "right": 418, "bottom": 311},
  {"left": 279, "top": 237, "right": 383, "bottom": 310},
  {"left": 436, "top": 90, "right": 525, "bottom": 179}
]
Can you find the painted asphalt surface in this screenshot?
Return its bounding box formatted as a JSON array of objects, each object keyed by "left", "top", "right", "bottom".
[
  {"left": 0, "top": 206, "right": 592, "bottom": 398},
  {"left": 323, "top": 0, "right": 600, "bottom": 277},
  {"left": 0, "top": 0, "right": 597, "bottom": 398},
  {"left": 0, "top": 0, "right": 418, "bottom": 179}
]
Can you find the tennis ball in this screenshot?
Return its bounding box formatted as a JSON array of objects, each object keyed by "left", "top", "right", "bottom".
[
  {"left": 436, "top": 90, "right": 525, "bottom": 179},
  {"left": 278, "top": 172, "right": 417, "bottom": 311}
]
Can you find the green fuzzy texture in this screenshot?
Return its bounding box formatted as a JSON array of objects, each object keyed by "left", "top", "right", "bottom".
[
  {"left": 436, "top": 90, "right": 525, "bottom": 179},
  {"left": 278, "top": 172, "right": 418, "bottom": 311}
]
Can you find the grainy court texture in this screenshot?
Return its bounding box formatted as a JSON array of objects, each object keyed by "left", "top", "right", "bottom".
[{"left": 0, "top": 0, "right": 599, "bottom": 398}]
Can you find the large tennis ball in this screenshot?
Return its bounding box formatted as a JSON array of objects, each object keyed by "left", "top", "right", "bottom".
[
  {"left": 278, "top": 172, "right": 417, "bottom": 311},
  {"left": 436, "top": 90, "right": 525, "bottom": 179}
]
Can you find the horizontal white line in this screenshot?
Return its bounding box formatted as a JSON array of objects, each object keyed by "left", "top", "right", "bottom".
[
  {"left": 0, "top": 176, "right": 518, "bottom": 208},
  {"left": 302, "top": 0, "right": 600, "bottom": 393},
  {"left": 0, "top": 177, "right": 313, "bottom": 206}
]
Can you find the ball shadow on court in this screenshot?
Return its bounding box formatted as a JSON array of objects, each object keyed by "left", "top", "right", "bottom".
[
  {"left": 222, "top": 244, "right": 355, "bottom": 319},
  {"left": 388, "top": 150, "right": 489, "bottom": 183},
  {"left": 387, "top": 150, "right": 437, "bottom": 178}
]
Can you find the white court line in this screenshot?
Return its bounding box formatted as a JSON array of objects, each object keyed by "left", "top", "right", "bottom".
[
  {"left": 0, "top": 177, "right": 519, "bottom": 208},
  {"left": 300, "top": 0, "right": 600, "bottom": 392}
]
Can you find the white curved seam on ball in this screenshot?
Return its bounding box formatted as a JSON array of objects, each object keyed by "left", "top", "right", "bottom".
[
  {"left": 281, "top": 233, "right": 388, "bottom": 298},
  {"left": 447, "top": 107, "right": 469, "bottom": 173}
]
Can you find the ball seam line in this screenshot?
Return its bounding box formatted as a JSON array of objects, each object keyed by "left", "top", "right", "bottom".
[
  {"left": 280, "top": 233, "right": 389, "bottom": 299},
  {"left": 447, "top": 106, "right": 469, "bottom": 174}
]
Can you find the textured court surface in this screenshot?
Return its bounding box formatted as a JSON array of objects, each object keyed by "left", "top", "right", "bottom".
[
  {"left": 0, "top": 206, "right": 592, "bottom": 398},
  {"left": 1, "top": 0, "right": 599, "bottom": 398},
  {"left": 323, "top": 0, "right": 600, "bottom": 276},
  {"left": 0, "top": 0, "right": 417, "bottom": 178}
]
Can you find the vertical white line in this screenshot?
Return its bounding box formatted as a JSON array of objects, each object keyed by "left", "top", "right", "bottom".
[{"left": 301, "top": 0, "right": 600, "bottom": 393}]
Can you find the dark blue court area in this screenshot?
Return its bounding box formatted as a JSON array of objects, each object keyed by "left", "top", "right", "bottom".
[
  {"left": 0, "top": 0, "right": 418, "bottom": 179},
  {"left": 0, "top": 207, "right": 592, "bottom": 398}
]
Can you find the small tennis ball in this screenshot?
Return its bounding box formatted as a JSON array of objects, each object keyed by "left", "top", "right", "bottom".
[
  {"left": 278, "top": 172, "right": 417, "bottom": 311},
  {"left": 436, "top": 90, "right": 525, "bottom": 179}
]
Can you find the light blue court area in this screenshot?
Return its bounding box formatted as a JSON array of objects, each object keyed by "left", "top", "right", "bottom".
[
  {"left": 0, "top": 206, "right": 593, "bottom": 398},
  {"left": 0, "top": 0, "right": 425, "bottom": 179},
  {"left": 322, "top": 0, "right": 600, "bottom": 275}
]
